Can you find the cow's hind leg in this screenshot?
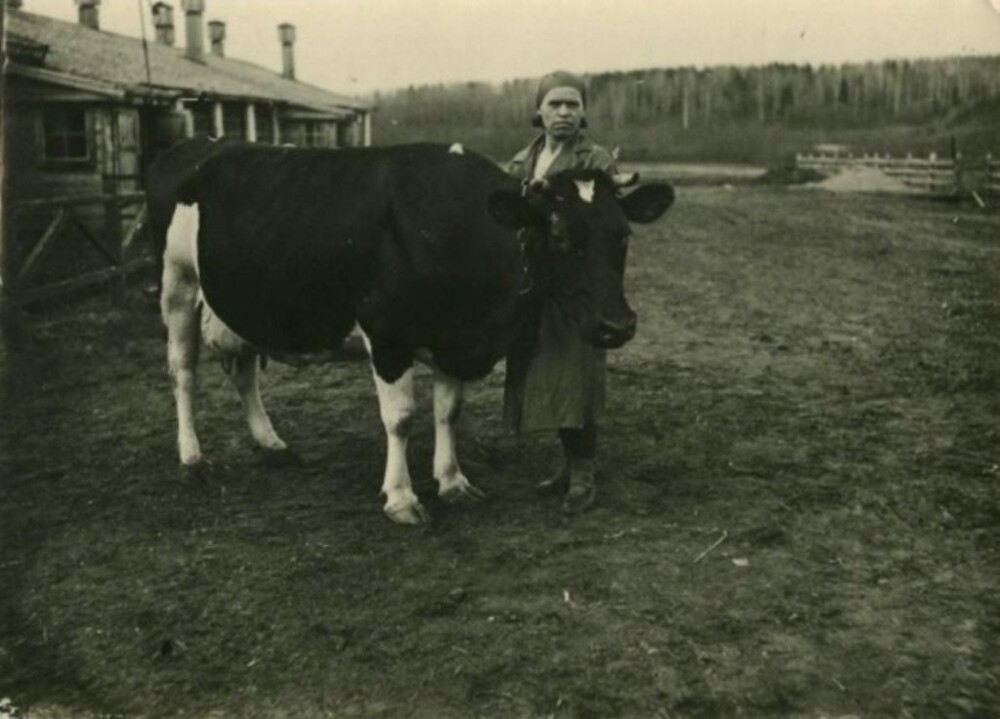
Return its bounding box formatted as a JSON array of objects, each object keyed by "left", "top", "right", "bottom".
[
  {"left": 161, "top": 257, "right": 202, "bottom": 470},
  {"left": 433, "top": 371, "right": 486, "bottom": 504},
  {"left": 228, "top": 354, "right": 295, "bottom": 465}
]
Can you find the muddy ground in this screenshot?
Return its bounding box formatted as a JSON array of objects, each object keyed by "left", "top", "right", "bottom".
[{"left": 1, "top": 186, "right": 998, "bottom": 718}]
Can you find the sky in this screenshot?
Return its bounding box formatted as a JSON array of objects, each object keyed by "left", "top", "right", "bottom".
[{"left": 19, "top": 0, "right": 1000, "bottom": 96}]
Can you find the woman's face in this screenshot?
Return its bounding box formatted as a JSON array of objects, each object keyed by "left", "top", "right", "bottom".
[{"left": 538, "top": 87, "right": 585, "bottom": 140}]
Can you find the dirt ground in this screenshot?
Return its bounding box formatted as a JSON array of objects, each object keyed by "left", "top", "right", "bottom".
[{"left": 1, "top": 186, "right": 998, "bottom": 719}]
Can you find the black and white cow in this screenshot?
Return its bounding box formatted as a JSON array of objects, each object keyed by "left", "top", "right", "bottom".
[
  {"left": 146, "top": 136, "right": 245, "bottom": 290},
  {"left": 151, "top": 140, "right": 673, "bottom": 524}
]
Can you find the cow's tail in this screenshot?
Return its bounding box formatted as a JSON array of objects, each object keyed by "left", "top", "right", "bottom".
[
  {"left": 175, "top": 173, "right": 201, "bottom": 206},
  {"left": 176, "top": 152, "right": 222, "bottom": 206}
]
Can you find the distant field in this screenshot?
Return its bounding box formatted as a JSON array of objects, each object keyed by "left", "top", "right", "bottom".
[
  {"left": 374, "top": 116, "right": 999, "bottom": 168},
  {"left": 2, "top": 186, "right": 999, "bottom": 718},
  {"left": 620, "top": 162, "right": 766, "bottom": 184}
]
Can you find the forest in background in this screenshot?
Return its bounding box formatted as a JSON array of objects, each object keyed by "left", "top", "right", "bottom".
[{"left": 370, "top": 56, "right": 1000, "bottom": 166}]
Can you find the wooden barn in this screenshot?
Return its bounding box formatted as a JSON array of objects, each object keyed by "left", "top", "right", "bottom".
[{"left": 0, "top": 0, "right": 374, "bottom": 302}]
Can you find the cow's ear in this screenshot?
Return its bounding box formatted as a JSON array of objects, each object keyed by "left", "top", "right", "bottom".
[
  {"left": 487, "top": 190, "right": 532, "bottom": 229},
  {"left": 618, "top": 183, "right": 675, "bottom": 224}
]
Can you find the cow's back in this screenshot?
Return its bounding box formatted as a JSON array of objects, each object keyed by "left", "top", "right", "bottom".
[{"left": 183, "top": 144, "right": 522, "bottom": 359}]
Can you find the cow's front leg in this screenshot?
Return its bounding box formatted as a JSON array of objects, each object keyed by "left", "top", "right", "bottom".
[
  {"left": 370, "top": 365, "right": 427, "bottom": 524},
  {"left": 433, "top": 371, "right": 486, "bottom": 504},
  {"left": 228, "top": 354, "right": 294, "bottom": 464}
]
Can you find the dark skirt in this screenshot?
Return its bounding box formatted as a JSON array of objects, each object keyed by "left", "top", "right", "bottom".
[{"left": 503, "top": 301, "right": 606, "bottom": 433}]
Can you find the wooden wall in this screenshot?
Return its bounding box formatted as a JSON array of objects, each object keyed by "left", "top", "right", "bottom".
[
  {"left": 2, "top": 71, "right": 369, "bottom": 291},
  {"left": 4, "top": 93, "right": 114, "bottom": 285}
]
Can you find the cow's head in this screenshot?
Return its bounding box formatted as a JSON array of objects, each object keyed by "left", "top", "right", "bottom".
[{"left": 488, "top": 169, "right": 674, "bottom": 349}]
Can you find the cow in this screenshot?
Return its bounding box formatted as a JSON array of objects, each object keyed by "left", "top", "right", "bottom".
[
  {"left": 151, "top": 141, "right": 674, "bottom": 524},
  {"left": 146, "top": 136, "right": 245, "bottom": 292}
]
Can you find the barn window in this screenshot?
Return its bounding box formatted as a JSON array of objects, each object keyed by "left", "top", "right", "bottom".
[
  {"left": 304, "top": 121, "right": 323, "bottom": 147},
  {"left": 254, "top": 105, "right": 275, "bottom": 144},
  {"left": 297, "top": 121, "right": 337, "bottom": 148},
  {"left": 42, "top": 105, "right": 89, "bottom": 161},
  {"left": 222, "top": 102, "right": 246, "bottom": 140},
  {"left": 186, "top": 100, "right": 214, "bottom": 137}
]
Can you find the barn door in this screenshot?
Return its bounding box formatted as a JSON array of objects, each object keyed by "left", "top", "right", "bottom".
[
  {"left": 106, "top": 107, "right": 141, "bottom": 196},
  {"left": 103, "top": 107, "right": 147, "bottom": 264}
]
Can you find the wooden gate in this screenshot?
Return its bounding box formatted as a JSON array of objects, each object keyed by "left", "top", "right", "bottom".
[
  {"left": 4, "top": 191, "right": 149, "bottom": 305},
  {"left": 986, "top": 154, "right": 1000, "bottom": 203},
  {"left": 0, "top": 108, "right": 164, "bottom": 305}
]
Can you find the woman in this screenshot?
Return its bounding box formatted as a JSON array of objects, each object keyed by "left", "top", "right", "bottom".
[{"left": 505, "top": 70, "right": 619, "bottom": 515}]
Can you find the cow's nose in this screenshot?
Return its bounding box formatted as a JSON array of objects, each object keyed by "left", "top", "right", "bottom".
[{"left": 595, "top": 315, "right": 637, "bottom": 348}]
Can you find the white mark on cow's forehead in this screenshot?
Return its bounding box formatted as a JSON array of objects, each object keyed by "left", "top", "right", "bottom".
[
  {"left": 449, "top": 143, "right": 465, "bottom": 155},
  {"left": 574, "top": 180, "right": 595, "bottom": 204}
]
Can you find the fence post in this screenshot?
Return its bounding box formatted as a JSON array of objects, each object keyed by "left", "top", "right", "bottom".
[{"left": 102, "top": 178, "right": 125, "bottom": 306}]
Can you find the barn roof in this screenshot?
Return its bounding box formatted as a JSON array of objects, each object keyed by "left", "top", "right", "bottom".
[{"left": 3, "top": 8, "right": 372, "bottom": 116}]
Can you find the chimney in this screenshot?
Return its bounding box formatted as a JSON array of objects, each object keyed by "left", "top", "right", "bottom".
[
  {"left": 207, "top": 20, "right": 225, "bottom": 57},
  {"left": 180, "top": 0, "right": 205, "bottom": 63},
  {"left": 76, "top": 0, "right": 100, "bottom": 30},
  {"left": 278, "top": 23, "right": 296, "bottom": 80},
  {"left": 152, "top": 3, "right": 175, "bottom": 46}
]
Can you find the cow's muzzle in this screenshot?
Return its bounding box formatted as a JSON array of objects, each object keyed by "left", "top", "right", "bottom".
[{"left": 594, "top": 314, "right": 637, "bottom": 349}]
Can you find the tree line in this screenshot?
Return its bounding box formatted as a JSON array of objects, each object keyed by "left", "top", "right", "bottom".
[{"left": 370, "top": 56, "right": 1000, "bottom": 162}]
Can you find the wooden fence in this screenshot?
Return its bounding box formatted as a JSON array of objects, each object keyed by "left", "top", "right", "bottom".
[
  {"left": 986, "top": 154, "right": 1000, "bottom": 200},
  {"left": 4, "top": 190, "right": 149, "bottom": 305},
  {"left": 795, "top": 151, "right": 959, "bottom": 194}
]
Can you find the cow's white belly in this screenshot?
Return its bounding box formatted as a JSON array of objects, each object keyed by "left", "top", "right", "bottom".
[
  {"left": 197, "top": 290, "right": 254, "bottom": 358},
  {"left": 165, "top": 203, "right": 255, "bottom": 360}
]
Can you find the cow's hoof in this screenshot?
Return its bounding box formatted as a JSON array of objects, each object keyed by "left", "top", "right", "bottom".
[
  {"left": 259, "top": 447, "right": 302, "bottom": 467},
  {"left": 561, "top": 482, "right": 596, "bottom": 515},
  {"left": 439, "top": 479, "right": 487, "bottom": 504},
  {"left": 385, "top": 501, "right": 431, "bottom": 525}
]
